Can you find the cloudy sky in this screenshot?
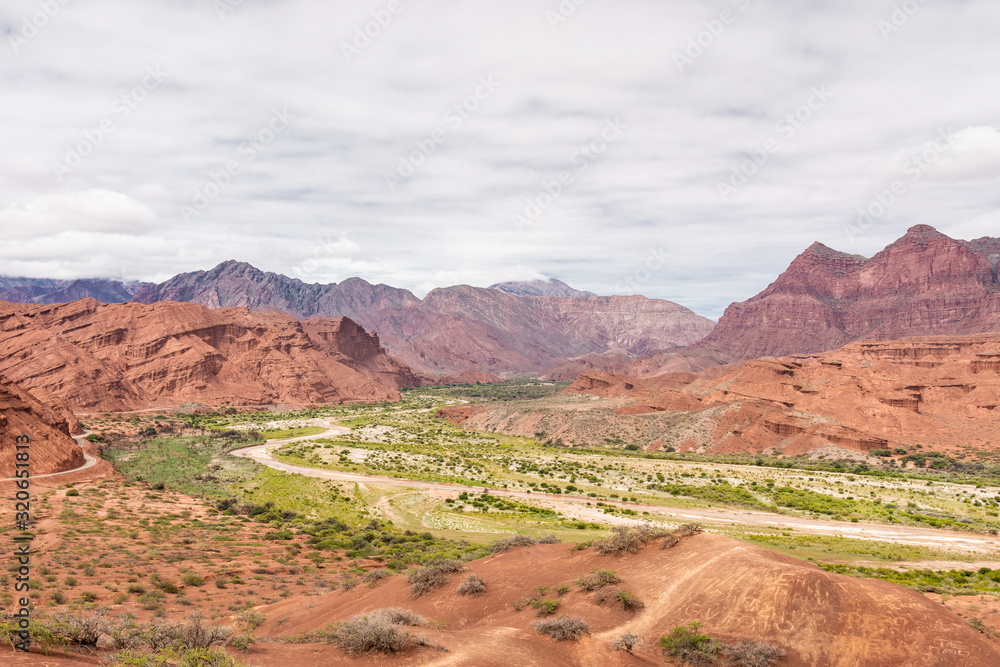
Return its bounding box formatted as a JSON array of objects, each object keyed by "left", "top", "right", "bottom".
[{"left": 1, "top": 0, "right": 999, "bottom": 318}]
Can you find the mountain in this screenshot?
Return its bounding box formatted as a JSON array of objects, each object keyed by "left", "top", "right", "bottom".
[
  {"left": 132, "top": 261, "right": 715, "bottom": 376},
  {"left": 700, "top": 225, "right": 1000, "bottom": 360},
  {"left": 0, "top": 299, "right": 424, "bottom": 412},
  {"left": 442, "top": 333, "right": 1000, "bottom": 457},
  {"left": 488, "top": 278, "right": 597, "bottom": 298},
  {"left": 1, "top": 374, "right": 85, "bottom": 476},
  {"left": 0, "top": 276, "right": 149, "bottom": 305}
]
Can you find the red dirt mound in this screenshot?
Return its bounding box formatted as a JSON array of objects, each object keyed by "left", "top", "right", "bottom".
[{"left": 252, "top": 533, "right": 998, "bottom": 666}]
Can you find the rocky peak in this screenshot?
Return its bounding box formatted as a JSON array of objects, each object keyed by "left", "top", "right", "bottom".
[{"left": 489, "top": 278, "right": 597, "bottom": 298}]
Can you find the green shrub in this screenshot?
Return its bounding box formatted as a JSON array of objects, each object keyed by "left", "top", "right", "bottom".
[
  {"left": 66, "top": 489, "right": 80, "bottom": 497},
  {"left": 660, "top": 622, "right": 721, "bottom": 666}
]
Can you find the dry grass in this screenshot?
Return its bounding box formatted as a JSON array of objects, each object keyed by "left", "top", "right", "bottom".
[
  {"left": 594, "top": 524, "right": 667, "bottom": 556},
  {"left": 325, "top": 608, "right": 428, "bottom": 656},
  {"left": 456, "top": 574, "right": 487, "bottom": 596},
  {"left": 406, "top": 559, "right": 465, "bottom": 598},
  {"left": 530, "top": 615, "right": 591, "bottom": 641}
]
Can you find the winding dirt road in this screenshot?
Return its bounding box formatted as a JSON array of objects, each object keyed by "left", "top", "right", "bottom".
[
  {"left": 229, "top": 419, "right": 1000, "bottom": 555},
  {"left": 0, "top": 432, "right": 97, "bottom": 485}
]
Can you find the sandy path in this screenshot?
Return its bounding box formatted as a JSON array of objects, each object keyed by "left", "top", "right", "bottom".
[{"left": 229, "top": 419, "right": 1000, "bottom": 555}]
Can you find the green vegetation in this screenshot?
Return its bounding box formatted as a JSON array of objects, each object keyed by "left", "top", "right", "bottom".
[{"left": 822, "top": 564, "right": 1000, "bottom": 596}]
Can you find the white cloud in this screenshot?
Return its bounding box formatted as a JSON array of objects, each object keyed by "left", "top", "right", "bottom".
[{"left": 0, "top": 0, "right": 998, "bottom": 317}]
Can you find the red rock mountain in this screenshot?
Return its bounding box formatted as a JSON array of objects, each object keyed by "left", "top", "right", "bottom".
[
  {"left": 132, "top": 261, "right": 715, "bottom": 376},
  {"left": 1, "top": 374, "right": 84, "bottom": 476},
  {"left": 444, "top": 333, "right": 1000, "bottom": 457},
  {"left": 700, "top": 225, "right": 1000, "bottom": 360},
  {"left": 0, "top": 299, "right": 423, "bottom": 412}
]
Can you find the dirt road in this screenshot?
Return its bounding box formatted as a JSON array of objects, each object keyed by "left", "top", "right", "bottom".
[{"left": 229, "top": 421, "right": 1000, "bottom": 555}]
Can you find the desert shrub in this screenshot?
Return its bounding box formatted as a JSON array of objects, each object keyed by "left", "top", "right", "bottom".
[
  {"left": 575, "top": 568, "right": 621, "bottom": 591},
  {"left": 213, "top": 578, "right": 228, "bottom": 589},
  {"left": 406, "top": 559, "right": 464, "bottom": 598},
  {"left": 79, "top": 591, "right": 99, "bottom": 603},
  {"left": 554, "top": 584, "right": 570, "bottom": 596},
  {"left": 536, "top": 535, "right": 560, "bottom": 544},
  {"left": 660, "top": 622, "right": 721, "bottom": 666},
  {"left": 595, "top": 525, "right": 666, "bottom": 556},
  {"left": 456, "top": 574, "right": 487, "bottom": 596},
  {"left": 324, "top": 608, "right": 428, "bottom": 656},
  {"left": 181, "top": 572, "right": 204, "bottom": 587},
  {"left": 66, "top": 489, "right": 80, "bottom": 497},
  {"left": 676, "top": 523, "right": 703, "bottom": 537},
  {"left": 236, "top": 610, "right": 266, "bottom": 629},
  {"left": 48, "top": 610, "right": 107, "bottom": 646},
  {"left": 489, "top": 535, "right": 536, "bottom": 553},
  {"left": 616, "top": 590, "right": 644, "bottom": 611},
  {"left": 592, "top": 588, "right": 615, "bottom": 605},
  {"left": 50, "top": 589, "right": 66, "bottom": 604},
  {"left": 660, "top": 535, "right": 680, "bottom": 549},
  {"left": 339, "top": 577, "right": 358, "bottom": 592},
  {"left": 611, "top": 632, "right": 646, "bottom": 654},
  {"left": 531, "top": 599, "right": 560, "bottom": 617},
  {"left": 722, "top": 639, "right": 786, "bottom": 667},
  {"left": 363, "top": 569, "right": 391, "bottom": 588},
  {"left": 179, "top": 612, "right": 232, "bottom": 649},
  {"left": 106, "top": 616, "right": 145, "bottom": 651},
  {"left": 531, "top": 615, "right": 591, "bottom": 641},
  {"left": 104, "top": 647, "right": 240, "bottom": 666},
  {"left": 127, "top": 584, "right": 146, "bottom": 595}
]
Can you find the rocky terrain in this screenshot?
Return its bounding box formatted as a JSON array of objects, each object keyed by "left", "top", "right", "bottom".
[
  {"left": 130, "top": 261, "right": 715, "bottom": 376},
  {"left": 443, "top": 333, "right": 1000, "bottom": 457},
  {"left": 0, "top": 374, "right": 84, "bottom": 476},
  {"left": 0, "top": 276, "right": 148, "bottom": 305},
  {"left": 246, "top": 533, "right": 998, "bottom": 666},
  {"left": 700, "top": 225, "right": 1000, "bottom": 360},
  {"left": 0, "top": 299, "right": 422, "bottom": 412}
]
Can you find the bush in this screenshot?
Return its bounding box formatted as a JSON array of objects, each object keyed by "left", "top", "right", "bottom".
[
  {"left": 236, "top": 610, "right": 266, "bottom": 629},
  {"left": 616, "top": 590, "right": 644, "bottom": 611},
  {"left": 324, "top": 608, "right": 428, "bottom": 656},
  {"left": 594, "top": 525, "right": 666, "bottom": 556},
  {"left": 364, "top": 569, "right": 391, "bottom": 588},
  {"left": 66, "top": 489, "right": 80, "bottom": 497},
  {"left": 181, "top": 573, "right": 204, "bottom": 587},
  {"left": 722, "top": 639, "right": 786, "bottom": 667},
  {"left": 456, "top": 574, "right": 487, "bottom": 596},
  {"left": 179, "top": 612, "right": 232, "bottom": 649},
  {"left": 536, "top": 535, "right": 560, "bottom": 544},
  {"left": 574, "top": 568, "right": 620, "bottom": 591},
  {"left": 531, "top": 615, "right": 590, "bottom": 641},
  {"left": 660, "top": 622, "right": 721, "bottom": 666},
  {"left": 489, "top": 535, "right": 536, "bottom": 553},
  {"left": 531, "top": 599, "right": 560, "bottom": 616},
  {"left": 48, "top": 610, "right": 107, "bottom": 645},
  {"left": 406, "top": 559, "right": 464, "bottom": 598},
  {"left": 611, "top": 632, "right": 646, "bottom": 654},
  {"left": 104, "top": 647, "right": 239, "bottom": 666}
]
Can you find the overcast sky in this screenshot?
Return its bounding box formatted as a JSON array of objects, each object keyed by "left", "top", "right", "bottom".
[{"left": 1, "top": 0, "right": 998, "bottom": 318}]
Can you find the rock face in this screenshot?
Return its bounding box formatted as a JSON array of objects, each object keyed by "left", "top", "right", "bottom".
[
  {"left": 0, "top": 375, "right": 84, "bottom": 476},
  {"left": 132, "top": 261, "right": 715, "bottom": 376},
  {"left": 251, "top": 534, "right": 1000, "bottom": 666},
  {"left": 488, "top": 278, "right": 597, "bottom": 298},
  {"left": 700, "top": 225, "right": 1000, "bottom": 360},
  {"left": 0, "top": 276, "right": 148, "bottom": 305},
  {"left": 444, "top": 333, "right": 1000, "bottom": 456},
  {"left": 0, "top": 299, "right": 421, "bottom": 412}
]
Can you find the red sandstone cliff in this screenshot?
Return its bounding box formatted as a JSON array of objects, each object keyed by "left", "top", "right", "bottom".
[
  {"left": 699, "top": 225, "right": 1000, "bottom": 360},
  {"left": 1, "top": 375, "right": 85, "bottom": 476},
  {"left": 0, "top": 299, "right": 421, "bottom": 411}
]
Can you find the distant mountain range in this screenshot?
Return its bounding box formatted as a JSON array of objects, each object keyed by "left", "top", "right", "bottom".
[{"left": 2, "top": 224, "right": 997, "bottom": 376}]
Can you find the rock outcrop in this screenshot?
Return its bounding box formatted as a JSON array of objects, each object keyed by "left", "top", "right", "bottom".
[
  {"left": 444, "top": 333, "right": 1000, "bottom": 456},
  {"left": 0, "top": 299, "right": 422, "bottom": 411},
  {"left": 488, "top": 277, "right": 597, "bottom": 298},
  {"left": 0, "top": 375, "right": 84, "bottom": 476},
  {"left": 700, "top": 225, "right": 1000, "bottom": 360}
]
